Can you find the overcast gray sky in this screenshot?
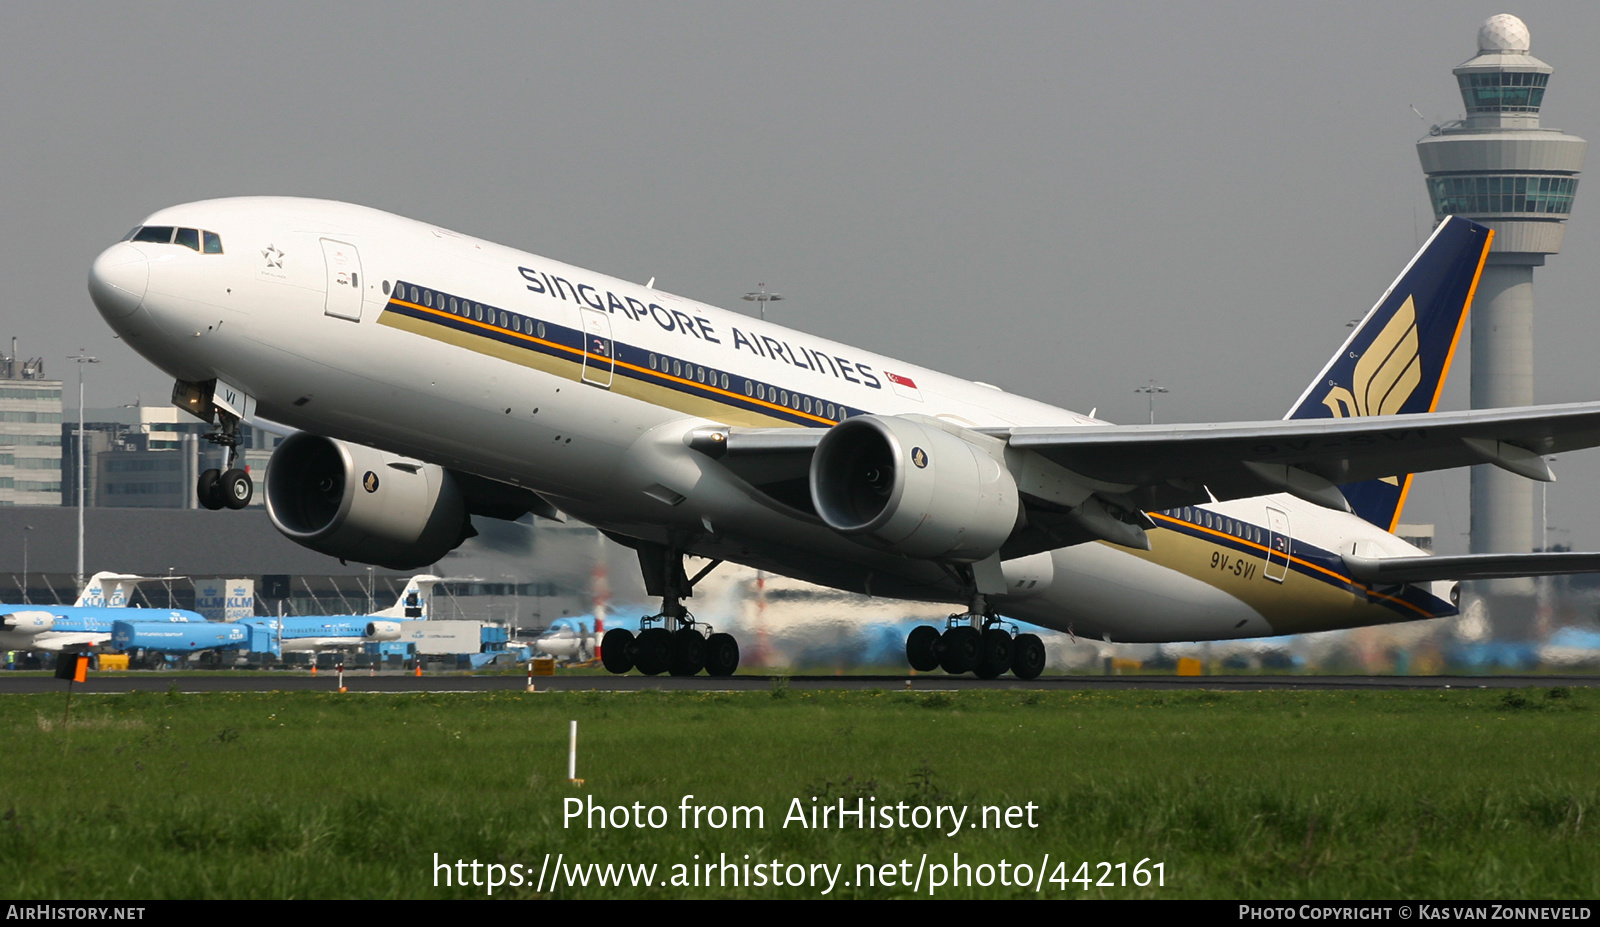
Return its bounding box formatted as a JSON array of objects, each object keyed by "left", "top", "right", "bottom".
[{"left": 5, "top": 1, "right": 1598, "bottom": 553}]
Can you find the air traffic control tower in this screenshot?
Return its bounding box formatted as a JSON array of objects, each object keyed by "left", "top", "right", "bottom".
[{"left": 1417, "top": 15, "right": 1585, "bottom": 591}]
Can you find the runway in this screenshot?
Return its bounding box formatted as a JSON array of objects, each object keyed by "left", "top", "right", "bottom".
[{"left": 1, "top": 671, "right": 1594, "bottom": 695}]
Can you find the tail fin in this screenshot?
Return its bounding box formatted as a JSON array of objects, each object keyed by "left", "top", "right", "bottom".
[
  {"left": 1284, "top": 216, "right": 1493, "bottom": 531},
  {"left": 374, "top": 574, "right": 442, "bottom": 619},
  {"left": 74, "top": 572, "right": 161, "bottom": 608}
]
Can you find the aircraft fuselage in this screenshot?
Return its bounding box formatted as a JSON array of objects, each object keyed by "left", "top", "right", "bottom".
[{"left": 89, "top": 198, "right": 1452, "bottom": 643}]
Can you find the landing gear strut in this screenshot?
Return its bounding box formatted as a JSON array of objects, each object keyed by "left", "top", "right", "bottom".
[
  {"left": 600, "top": 543, "right": 739, "bottom": 677},
  {"left": 905, "top": 597, "right": 1046, "bottom": 680},
  {"left": 196, "top": 412, "right": 252, "bottom": 510}
]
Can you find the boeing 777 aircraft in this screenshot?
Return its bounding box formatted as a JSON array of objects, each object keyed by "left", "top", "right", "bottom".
[{"left": 87, "top": 199, "right": 1600, "bottom": 678}]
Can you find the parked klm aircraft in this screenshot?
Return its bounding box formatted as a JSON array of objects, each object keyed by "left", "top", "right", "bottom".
[
  {"left": 238, "top": 574, "right": 438, "bottom": 651},
  {"left": 0, "top": 572, "right": 200, "bottom": 652},
  {"left": 112, "top": 575, "right": 438, "bottom": 655},
  {"left": 88, "top": 200, "right": 1600, "bottom": 679},
  {"left": 533, "top": 618, "right": 597, "bottom": 663}
]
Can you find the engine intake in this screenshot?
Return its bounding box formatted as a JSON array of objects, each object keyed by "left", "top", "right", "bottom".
[
  {"left": 810, "top": 415, "right": 1019, "bottom": 562},
  {"left": 265, "top": 433, "right": 473, "bottom": 569}
]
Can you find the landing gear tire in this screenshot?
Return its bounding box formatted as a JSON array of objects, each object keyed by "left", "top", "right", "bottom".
[
  {"left": 668, "top": 628, "right": 706, "bottom": 677},
  {"left": 601, "top": 628, "right": 636, "bottom": 674},
  {"left": 905, "top": 625, "right": 940, "bottom": 672},
  {"left": 1011, "top": 633, "right": 1046, "bottom": 681},
  {"left": 939, "top": 626, "right": 980, "bottom": 675},
  {"left": 974, "top": 629, "right": 1014, "bottom": 679},
  {"left": 197, "top": 469, "right": 225, "bottom": 510},
  {"left": 633, "top": 628, "right": 671, "bottom": 675},
  {"left": 705, "top": 632, "right": 740, "bottom": 677},
  {"left": 221, "top": 468, "right": 253, "bottom": 509}
]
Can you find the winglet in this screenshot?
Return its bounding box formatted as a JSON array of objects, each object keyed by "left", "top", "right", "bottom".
[{"left": 1284, "top": 217, "right": 1494, "bottom": 531}]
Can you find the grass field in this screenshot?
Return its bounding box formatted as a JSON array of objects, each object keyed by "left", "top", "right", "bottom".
[{"left": 0, "top": 686, "right": 1594, "bottom": 899}]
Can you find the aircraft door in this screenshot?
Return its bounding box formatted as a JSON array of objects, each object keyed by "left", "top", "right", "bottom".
[
  {"left": 1264, "top": 506, "right": 1291, "bottom": 583},
  {"left": 579, "top": 306, "right": 615, "bottom": 388},
  {"left": 321, "top": 239, "right": 365, "bottom": 321}
]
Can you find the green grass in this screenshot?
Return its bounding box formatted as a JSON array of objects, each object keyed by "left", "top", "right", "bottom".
[{"left": 0, "top": 687, "right": 1594, "bottom": 898}]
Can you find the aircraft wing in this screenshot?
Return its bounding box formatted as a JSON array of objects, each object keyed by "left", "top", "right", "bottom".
[
  {"left": 32, "top": 633, "right": 110, "bottom": 652},
  {"left": 708, "top": 400, "right": 1600, "bottom": 517},
  {"left": 1342, "top": 551, "right": 1600, "bottom": 583},
  {"left": 1003, "top": 401, "right": 1600, "bottom": 512}
]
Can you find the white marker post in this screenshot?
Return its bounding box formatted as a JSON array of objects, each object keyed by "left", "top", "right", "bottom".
[{"left": 568, "top": 720, "right": 584, "bottom": 785}]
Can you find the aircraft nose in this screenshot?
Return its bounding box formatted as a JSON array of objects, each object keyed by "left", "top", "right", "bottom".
[{"left": 88, "top": 242, "right": 148, "bottom": 319}]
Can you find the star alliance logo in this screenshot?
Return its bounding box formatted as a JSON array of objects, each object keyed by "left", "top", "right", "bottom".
[{"left": 262, "top": 244, "right": 285, "bottom": 269}]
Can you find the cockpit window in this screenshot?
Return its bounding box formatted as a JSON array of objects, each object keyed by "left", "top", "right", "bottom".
[
  {"left": 124, "top": 226, "right": 224, "bottom": 254},
  {"left": 122, "top": 227, "right": 140, "bottom": 242},
  {"left": 132, "top": 226, "right": 175, "bottom": 244}
]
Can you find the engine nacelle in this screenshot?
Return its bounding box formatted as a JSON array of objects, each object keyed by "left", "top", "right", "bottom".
[
  {"left": 809, "top": 415, "right": 1020, "bottom": 562},
  {"left": 0, "top": 611, "right": 54, "bottom": 634},
  {"left": 365, "top": 621, "right": 403, "bottom": 642},
  {"left": 265, "top": 433, "right": 473, "bottom": 570}
]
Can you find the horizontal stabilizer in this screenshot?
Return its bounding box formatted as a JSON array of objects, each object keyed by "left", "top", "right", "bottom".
[{"left": 1343, "top": 551, "right": 1600, "bottom": 584}]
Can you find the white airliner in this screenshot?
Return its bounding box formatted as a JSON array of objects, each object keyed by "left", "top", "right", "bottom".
[{"left": 87, "top": 198, "right": 1600, "bottom": 679}]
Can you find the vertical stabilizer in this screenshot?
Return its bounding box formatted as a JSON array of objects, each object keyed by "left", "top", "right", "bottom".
[
  {"left": 74, "top": 572, "right": 159, "bottom": 608},
  {"left": 1284, "top": 216, "right": 1493, "bottom": 531},
  {"left": 375, "top": 574, "right": 442, "bottom": 619}
]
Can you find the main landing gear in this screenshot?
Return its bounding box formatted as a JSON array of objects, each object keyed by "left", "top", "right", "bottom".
[
  {"left": 905, "top": 610, "right": 1046, "bottom": 680},
  {"left": 600, "top": 544, "right": 739, "bottom": 677},
  {"left": 196, "top": 412, "right": 252, "bottom": 510}
]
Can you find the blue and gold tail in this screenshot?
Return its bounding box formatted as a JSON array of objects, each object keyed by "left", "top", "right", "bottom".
[{"left": 1283, "top": 216, "right": 1493, "bottom": 532}]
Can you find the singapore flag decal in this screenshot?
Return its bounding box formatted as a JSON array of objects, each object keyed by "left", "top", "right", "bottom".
[{"left": 885, "top": 370, "right": 922, "bottom": 402}]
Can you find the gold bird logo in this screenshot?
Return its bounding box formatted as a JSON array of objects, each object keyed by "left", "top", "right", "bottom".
[{"left": 1322, "top": 295, "right": 1421, "bottom": 485}]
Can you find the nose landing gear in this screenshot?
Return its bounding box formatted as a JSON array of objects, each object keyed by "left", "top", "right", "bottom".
[{"left": 195, "top": 410, "right": 253, "bottom": 510}]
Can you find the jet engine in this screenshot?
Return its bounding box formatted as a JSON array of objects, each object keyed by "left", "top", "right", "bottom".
[
  {"left": 809, "top": 414, "right": 1020, "bottom": 561},
  {"left": 364, "top": 621, "right": 403, "bottom": 642},
  {"left": 0, "top": 611, "right": 54, "bottom": 635},
  {"left": 265, "top": 433, "right": 474, "bottom": 570}
]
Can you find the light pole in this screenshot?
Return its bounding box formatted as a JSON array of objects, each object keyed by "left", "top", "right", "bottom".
[
  {"left": 22, "top": 525, "right": 32, "bottom": 604},
  {"left": 1134, "top": 380, "right": 1169, "bottom": 425},
  {"left": 741, "top": 284, "right": 784, "bottom": 322},
  {"left": 69, "top": 351, "right": 99, "bottom": 589}
]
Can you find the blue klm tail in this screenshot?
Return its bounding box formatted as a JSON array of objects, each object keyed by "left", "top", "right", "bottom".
[{"left": 1284, "top": 216, "right": 1494, "bottom": 532}]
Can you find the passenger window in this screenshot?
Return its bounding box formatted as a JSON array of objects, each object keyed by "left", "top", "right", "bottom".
[
  {"left": 203, "top": 231, "right": 223, "bottom": 254},
  {"left": 174, "top": 228, "right": 200, "bottom": 251}
]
